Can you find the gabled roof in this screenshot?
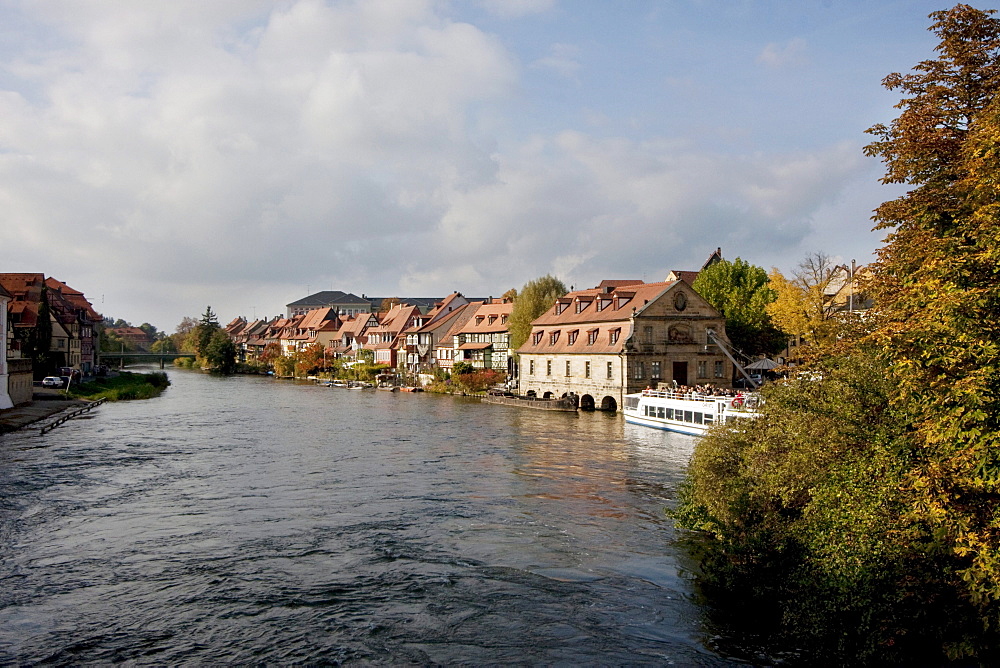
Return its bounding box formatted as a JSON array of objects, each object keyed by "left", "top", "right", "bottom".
[
  {"left": 298, "top": 307, "right": 338, "bottom": 331},
  {"left": 287, "top": 290, "right": 370, "bottom": 307},
  {"left": 436, "top": 301, "right": 483, "bottom": 348},
  {"left": 457, "top": 300, "right": 513, "bottom": 335}
]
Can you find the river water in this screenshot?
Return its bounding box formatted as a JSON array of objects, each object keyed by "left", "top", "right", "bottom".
[{"left": 0, "top": 368, "right": 746, "bottom": 665}]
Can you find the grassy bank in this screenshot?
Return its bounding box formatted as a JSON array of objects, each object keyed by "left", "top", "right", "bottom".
[{"left": 68, "top": 371, "right": 171, "bottom": 401}]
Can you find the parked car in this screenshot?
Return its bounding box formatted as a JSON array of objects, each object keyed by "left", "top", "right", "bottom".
[{"left": 41, "top": 376, "right": 65, "bottom": 388}]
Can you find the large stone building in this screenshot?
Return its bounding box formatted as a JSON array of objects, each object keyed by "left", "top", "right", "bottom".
[{"left": 517, "top": 279, "right": 732, "bottom": 411}]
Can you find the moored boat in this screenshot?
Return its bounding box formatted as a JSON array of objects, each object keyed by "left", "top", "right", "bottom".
[{"left": 622, "top": 388, "right": 758, "bottom": 436}]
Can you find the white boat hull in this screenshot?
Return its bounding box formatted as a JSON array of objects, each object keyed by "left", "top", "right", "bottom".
[{"left": 622, "top": 389, "right": 757, "bottom": 437}]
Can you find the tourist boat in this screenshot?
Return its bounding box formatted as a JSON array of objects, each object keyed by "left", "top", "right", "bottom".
[{"left": 622, "top": 388, "right": 759, "bottom": 436}]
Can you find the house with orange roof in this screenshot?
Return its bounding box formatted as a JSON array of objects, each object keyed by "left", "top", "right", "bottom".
[
  {"left": 363, "top": 303, "right": 422, "bottom": 368},
  {"left": 107, "top": 326, "right": 153, "bottom": 352},
  {"left": 517, "top": 279, "right": 731, "bottom": 411},
  {"left": 0, "top": 273, "right": 46, "bottom": 363},
  {"left": 398, "top": 292, "right": 472, "bottom": 374},
  {"left": 433, "top": 301, "right": 484, "bottom": 372},
  {"left": 330, "top": 311, "right": 379, "bottom": 359},
  {"left": 46, "top": 277, "right": 100, "bottom": 373},
  {"left": 449, "top": 298, "right": 514, "bottom": 372}
]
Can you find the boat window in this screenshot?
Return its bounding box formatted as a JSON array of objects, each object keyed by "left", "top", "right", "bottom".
[
  {"left": 684, "top": 410, "right": 693, "bottom": 423},
  {"left": 694, "top": 412, "right": 703, "bottom": 424},
  {"left": 666, "top": 408, "right": 674, "bottom": 420},
  {"left": 704, "top": 414, "right": 714, "bottom": 424},
  {"left": 657, "top": 407, "right": 665, "bottom": 418},
  {"left": 624, "top": 396, "right": 639, "bottom": 409}
]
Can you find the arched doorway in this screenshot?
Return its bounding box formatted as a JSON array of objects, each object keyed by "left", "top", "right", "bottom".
[
  {"left": 579, "top": 394, "right": 596, "bottom": 411},
  {"left": 526, "top": 390, "right": 536, "bottom": 398},
  {"left": 600, "top": 395, "right": 618, "bottom": 412},
  {"left": 543, "top": 391, "right": 553, "bottom": 399}
]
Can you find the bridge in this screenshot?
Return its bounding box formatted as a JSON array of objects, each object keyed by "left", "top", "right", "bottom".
[{"left": 98, "top": 352, "right": 197, "bottom": 369}]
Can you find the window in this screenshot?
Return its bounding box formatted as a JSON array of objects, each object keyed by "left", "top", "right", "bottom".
[
  {"left": 501, "top": 315, "right": 508, "bottom": 324},
  {"left": 607, "top": 362, "right": 613, "bottom": 379},
  {"left": 651, "top": 361, "right": 661, "bottom": 379},
  {"left": 643, "top": 326, "right": 653, "bottom": 343},
  {"left": 549, "top": 331, "right": 560, "bottom": 345},
  {"left": 587, "top": 329, "right": 598, "bottom": 345},
  {"left": 609, "top": 329, "right": 620, "bottom": 345},
  {"left": 634, "top": 361, "right": 645, "bottom": 380},
  {"left": 565, "top": 360, "right": 571, "bottom": 376},
  {"left": 488, "top": 315, "right": 497, "bottom": 325},
  {"left": 575, "top": 301, "right": 584, "bottom": 314},
  {"left": 529, "top": 360, "right": 535, "bottom": 375},
  {"left": 585, "top": 361, "right": 591, "bottom": 378},
  {"left": 533, "top": 331, "right": 544, "bottom": 345},
  {"left": 568, "top": 330, "right": 578, "bottom": 345},
  {"left": 546, "top": 360, "right": 552, "bottom": 376},
  {"left": 697, "top": 361, "right": 707, "bottom": 378},
  {"left": 714, "top": 360, "right": 724, "bottom": 378}
]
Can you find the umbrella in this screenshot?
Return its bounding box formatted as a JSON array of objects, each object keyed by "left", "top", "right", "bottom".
[{"left": 745, "top": 358, "right": 780, "bottom": 371}]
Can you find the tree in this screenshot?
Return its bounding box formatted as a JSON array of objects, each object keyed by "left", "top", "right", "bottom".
[
  {"left": 501, "top": 287, "right": 518, "bottom": 302},
  {"left": 149, "top": 337, "right": 177, "bottom": 354},
  {"left": 203, "top": 329, "right": 237, "bottom": 373},
  {"left": 677, "top": 6, "right": 1000, "bottom": 662},
  {"left": 195, "top": 306, "right": 220, "bottom": 357},
  {"left": 691, "top": 257, "right": 783, "bottom": 356},
  {"left": 766, "top": 253, "right": 842, "bottom": 350},
  {"left": 507, "top": 275, "right": 567, "bottom": 354},
  {"left": 863, "top": 3, "right": 1000, "bottom": 629},
  {"left": 171, "top": 316, "right": 198, "bottom": 353}
]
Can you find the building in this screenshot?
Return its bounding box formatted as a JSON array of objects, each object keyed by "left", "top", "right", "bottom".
[
  {"left": 517, "top": 279, "right": 732, "bottom": 411},
  {"left": 286, "top": 291, "right": 372, "bottom": 318},
  {"left": 363, "top": 303, "right": 422, "bottom": 368},
  {"left": 0, "top": 282, "right": 12, "bottom": 409},
  {"left": 400, "top": 292, "right": 473, "bottom": 374},
  {"left": 449, "top": 298, "right": 514, "bottom": 372},
  {"left": 45, "top": 278, "right": 100, "bottom": 374},
  {"left": 106, "top": 326, "right": 153, "bottom": 352}
]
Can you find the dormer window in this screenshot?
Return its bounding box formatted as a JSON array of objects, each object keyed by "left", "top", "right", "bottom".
[
  {"left": 555, "top": 301, "right": 569, "bottom": 315},
  {"left": 549, "top": 331, "right": 560, "bottom": 345},
  {"left": 567, "top": 330, "right": 578, "bottom": 345},
  {"left": 488, "top": 315, "right": 497, "bottom": 325},
  {"left": 575, "top": 301, "right": 585, "bottom": 314},
  {"left": 609, "top": 328, "right": 621, "bottom": 345},
  {"left": 587, "top": 329, "right": 598, "bottom": 345},
  {"left": 476, "top": 316, "right": 485, "bottom": 325},
  {"left": 533, "top": 331, "right": 544, "bottom": 345},
  {"left": 501, "top": 314, "right": 508, "bottom": 324}
]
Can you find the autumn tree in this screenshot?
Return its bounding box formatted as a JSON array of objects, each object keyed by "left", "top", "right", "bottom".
[
  {"left": 507, "top": 275, "right": 567, "bottom": 354},
  {"left": 677, "top": 6, "right": 1000, "bottom": 662},
  {"left": 766, "top": 252, "right": 843, "bottom": 350},
  {"left": 863, "top": 2, "right": 1000, "bottom": 634},
  {"left": 691, "top": 257, "right": 783, "bottom": 356}
]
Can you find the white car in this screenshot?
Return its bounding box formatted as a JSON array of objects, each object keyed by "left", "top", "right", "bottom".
[{"left": 41, "top": 376, "right": 65, "bottom": 388}]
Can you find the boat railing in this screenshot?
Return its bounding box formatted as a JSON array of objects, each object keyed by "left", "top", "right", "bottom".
[{"left": 640, "top": 389, "right": 733, "bottom": 402}]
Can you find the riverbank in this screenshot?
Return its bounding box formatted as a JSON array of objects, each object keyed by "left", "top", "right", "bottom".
[{"left": 0, "top": 392, "right": 90, "bottom": 434}]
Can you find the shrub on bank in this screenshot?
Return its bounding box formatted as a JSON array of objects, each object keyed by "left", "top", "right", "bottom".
[{"left": 69, "top": 372, "right": 171, "bottom": 402}]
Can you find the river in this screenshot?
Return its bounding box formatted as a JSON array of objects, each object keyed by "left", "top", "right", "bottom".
[{"left": 0, "top": 368, "right": 748, "bottom": 665}]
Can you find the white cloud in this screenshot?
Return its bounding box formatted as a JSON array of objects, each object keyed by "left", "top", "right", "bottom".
[
  {"left": 0, "top": 1, "right": 882, "bottom": 329},
  {"left": 477, "top": 0, "right": 557, "bottom": 19},
  {"left": 530, "top": 43, "right": 581, "bottom": 79},
  {"left": 757, "top": 37, "right": 808, "bottom": 68}
]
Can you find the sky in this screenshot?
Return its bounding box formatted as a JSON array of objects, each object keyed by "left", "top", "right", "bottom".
[{"left": 0, "top": 0, "right": 962, "bottom": 331}]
